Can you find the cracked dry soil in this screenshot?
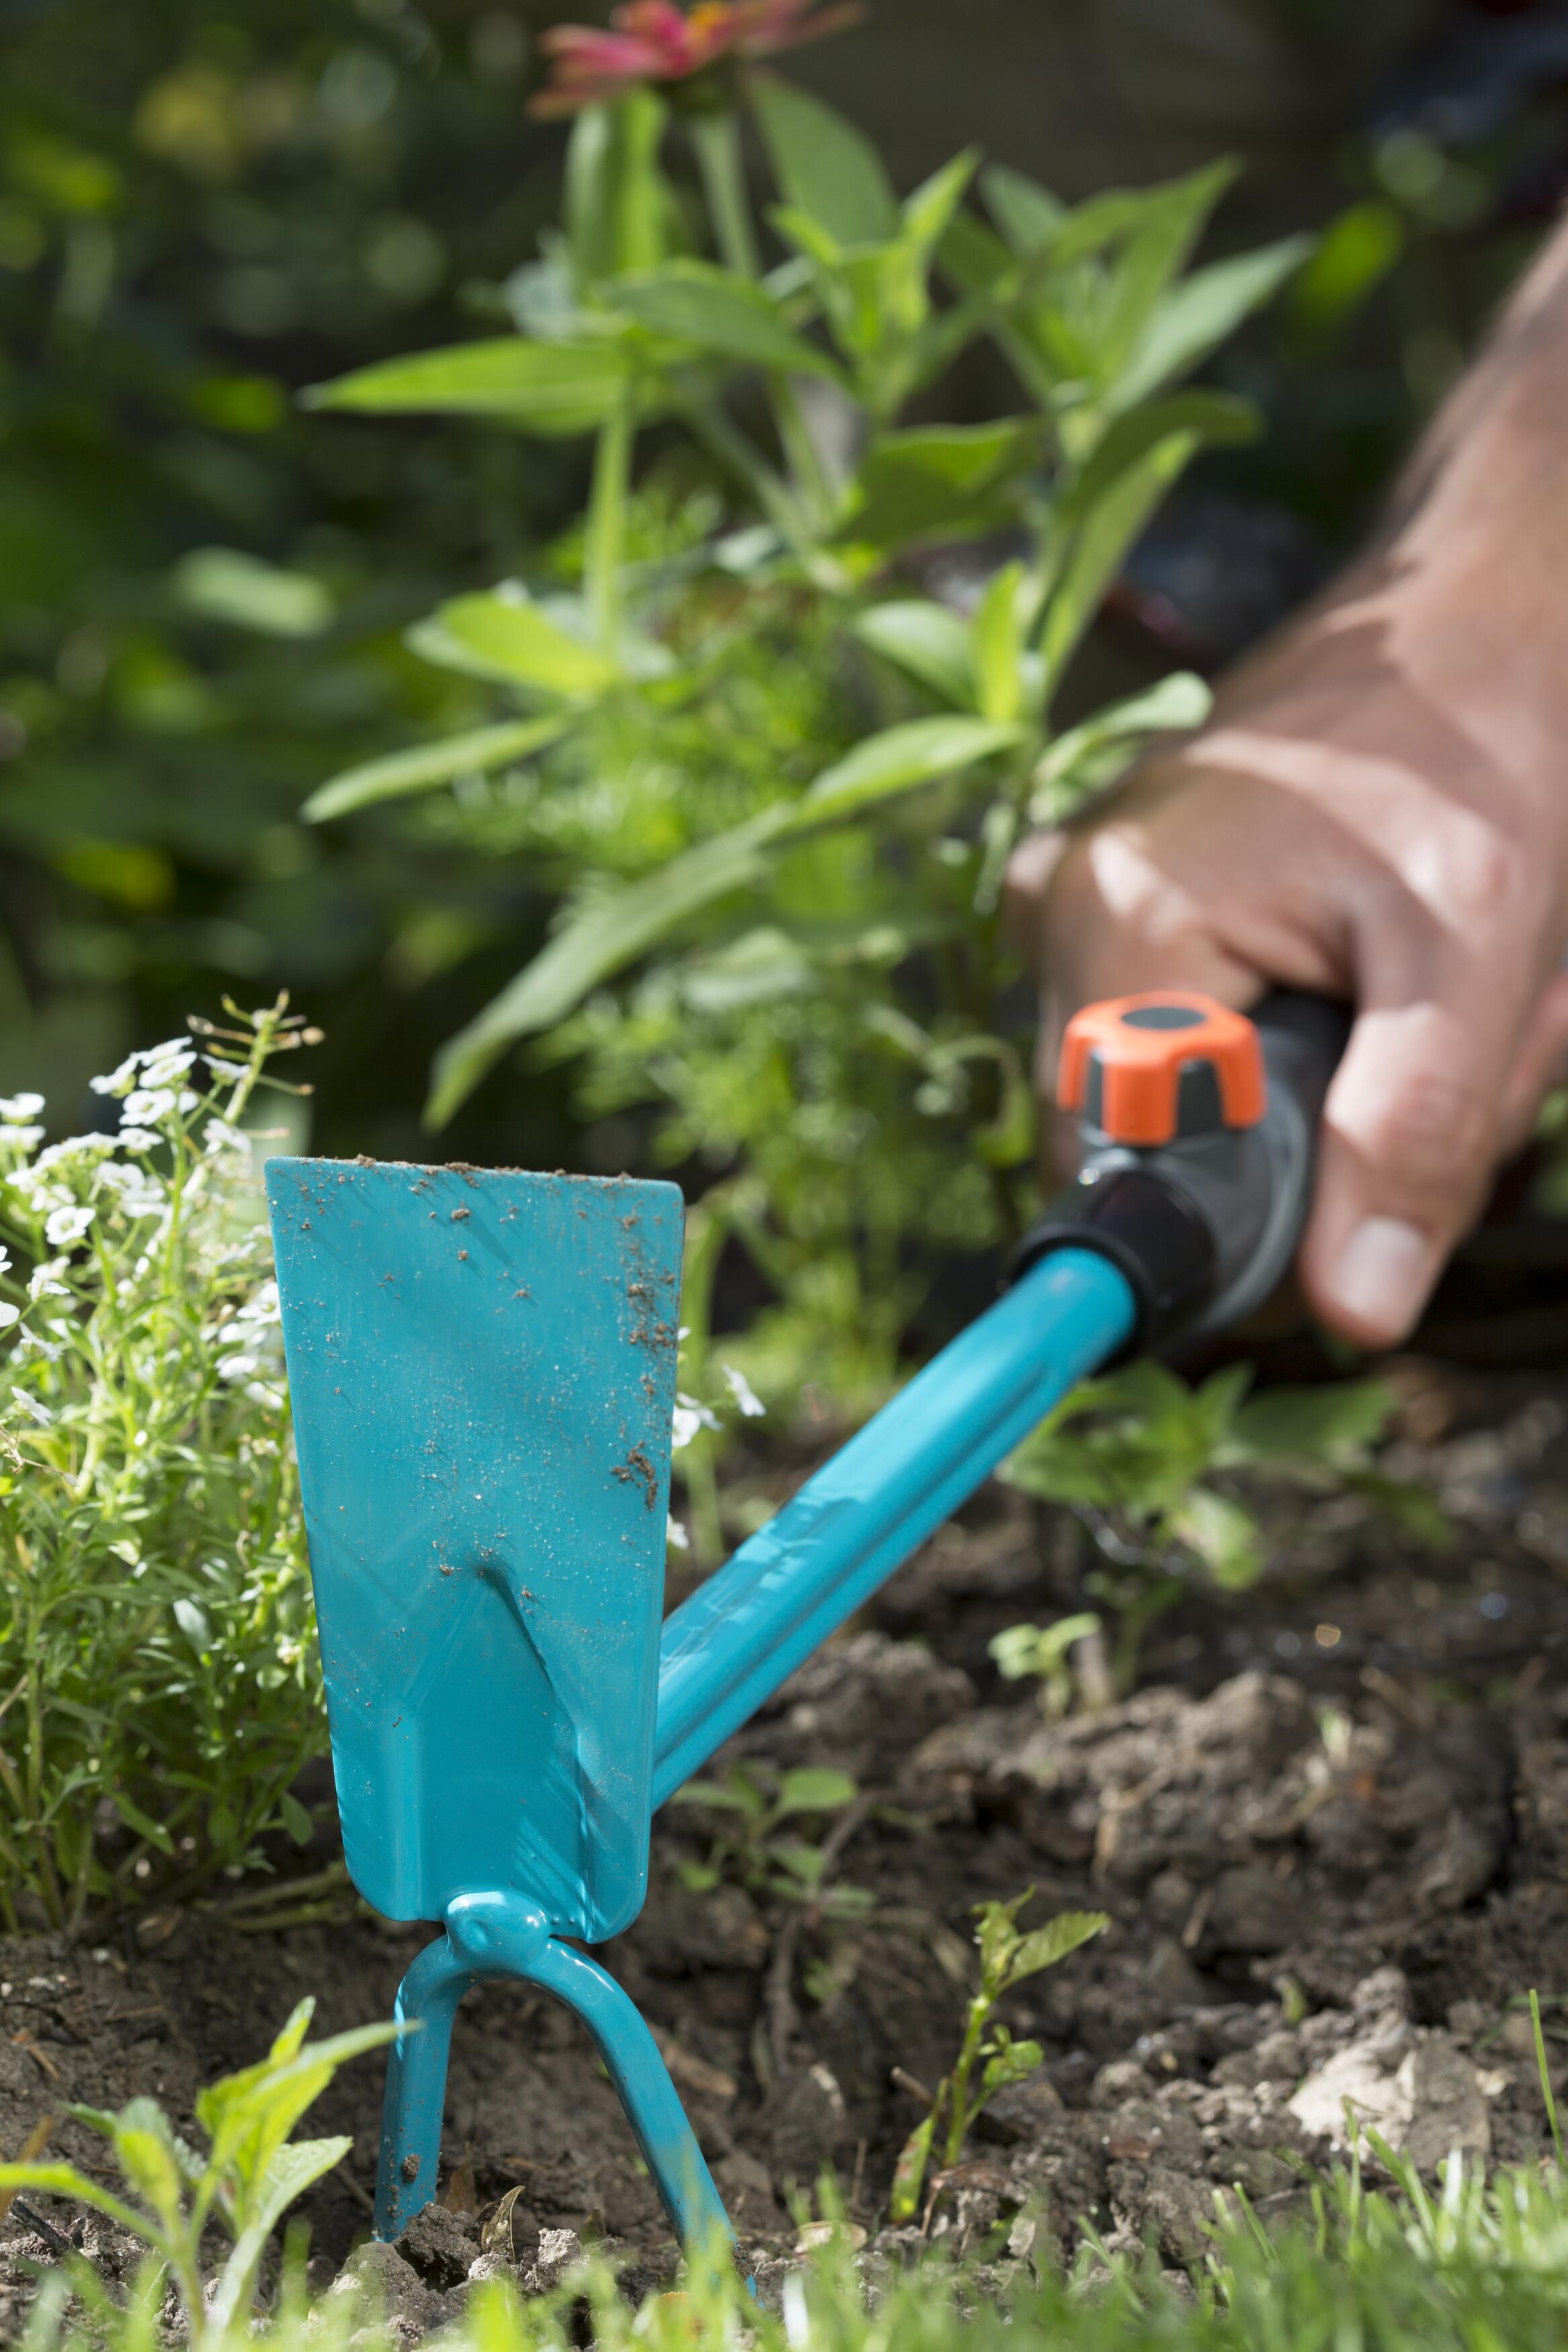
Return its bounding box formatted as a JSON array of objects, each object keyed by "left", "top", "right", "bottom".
[{"left": 7, "top": 1361, "right": 1568, "bottom": 2329}]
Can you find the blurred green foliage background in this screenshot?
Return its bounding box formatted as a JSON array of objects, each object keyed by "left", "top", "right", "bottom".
[{"left": 3, "top": 0, "right": 1563, "bottom": 1169}]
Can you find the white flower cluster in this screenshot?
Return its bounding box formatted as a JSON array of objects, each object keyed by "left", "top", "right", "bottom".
[
  {"left": 0, "top": 1094, "right": 44, "bottom": 1152},
  {"left": 1, "top": 1036, "right": 256, "bottom": 1385},
  {"left": 665, "top": 1365, "right": 767, "bottom": 1551},
  {"left": 671, "top": 1363, "right": 766, "bottom": 1449},
  {"left": 90, "top": 1039, "right": 200, "bottom": 1127},
  {"left": 211, "top": 1277, "right": 284, "bottom": 1406}
]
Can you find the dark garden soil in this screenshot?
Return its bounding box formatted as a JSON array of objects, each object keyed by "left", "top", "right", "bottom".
[{"left": 9, "top": 1353, "right": 1568, "bottom": 2330}]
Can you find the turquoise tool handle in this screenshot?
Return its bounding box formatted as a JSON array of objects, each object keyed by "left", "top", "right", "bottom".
[{"left": 652, "top": 1246, "right": 1135, "bottom": 1803}]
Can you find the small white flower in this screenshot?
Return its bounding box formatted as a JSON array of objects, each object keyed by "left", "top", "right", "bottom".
[
  {"left": 0, "top": 1127, "right": 44, "bottom": 1152},
  {"left": 11, "top": 1330, "right": 63, "bottom": 1361},
  {"left": 202, "top": 1118, "right": 248, "bottom": 1159},
  {"left": 0, "top": 1094, "right": 43, "bottom": 1123},
  {"left": 217, "top": 1352, "right": 259, "bottom": 1381},
  {"left": 0, "top": 1303, "right": 19, "bottom": 1332},
  {"left": 38, "top": 1136, "right": 113, "bottom": 1169},
  {"left": 89, "top": 1051, "right": 144, "bottom": 1097},
  {"left": 671, "top": 1393, "right": 720, "bottom": 1451},
  {"left": 140, "top": 1047, "right": 196, "bottom": 1088},
  {"left": 666, "top": 1514, "right": 690, "bottom": 1551},
  {"left": 0, "top": 1244, "right": 8, "bottom": 1276},
  {"left": 723, "top": 1364, "right": 766, "bottom": 1419},
  {"left": 10, "top": 1391, "right": 52, "bottom": 1426},
  {"left": 115, "top": 1128, "right": 161, "bottom": 1153},
  {"left": 44, "top": 1204, "right": 95, "bottom": 1248},
  {"left": 28, "top": 1260, "right": 69, "bottom": 1301},
  {"left": 124, "top": 1087, "right": 176, "bottom": 1125}
]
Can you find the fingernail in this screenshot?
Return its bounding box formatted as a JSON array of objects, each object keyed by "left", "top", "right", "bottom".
[{"left": 1328, "top": 1217, "right": 1436, "bottom": 1341}]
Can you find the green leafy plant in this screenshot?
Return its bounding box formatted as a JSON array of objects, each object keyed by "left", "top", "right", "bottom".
[
  {"left": 999, "top": 1361, "right": 1425, "bottom": 1695},
  {"left": 296, "top": 15, "right": 1312, "bottom": 1416},
  {"left": 671, "top": 1761, "right": 870, "bottom": 1919},
  {"left": 890, "top": 1888, "right": 1107, "bottom": 2222},
  {"left": 0, "top": 1998, "right": 397, "bottom": 2349},
  {"left": 0, "top": 999, "right": 326, "bottom": 1929},
  {"left": 989, "top": 1612, "right": 1103, "bottom": 1722}
]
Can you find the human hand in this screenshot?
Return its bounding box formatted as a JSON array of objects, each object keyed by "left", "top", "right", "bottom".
[{"left": 1005, "top": 553, "right": 1568, "bottom": 1349}]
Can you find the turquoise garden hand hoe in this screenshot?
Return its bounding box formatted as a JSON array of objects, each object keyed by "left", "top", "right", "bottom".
[{"left": 265, "top": 989, "right": 1348, "bottom": 2260}]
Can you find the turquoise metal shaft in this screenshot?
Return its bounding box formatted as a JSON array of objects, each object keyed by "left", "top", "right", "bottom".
[{"left": 653, "top": 1246, "right": 1136, "bottom": 1805}]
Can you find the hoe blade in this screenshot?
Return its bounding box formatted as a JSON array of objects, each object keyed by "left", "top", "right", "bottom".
[{"left": 266, "top": 1158, "right": 683, "bottom": 1941}]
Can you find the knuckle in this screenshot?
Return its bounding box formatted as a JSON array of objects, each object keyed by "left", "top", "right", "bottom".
[
  {"left": 1358, "top": 1064, "right": 1495, "bottom": 1197},
  {"left": 1427, "top": 819, "right": 1550, "bottom": 938}
]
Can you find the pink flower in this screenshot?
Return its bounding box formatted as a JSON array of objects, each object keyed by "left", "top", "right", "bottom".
[{"left": 531, "top": 0, "right": 862, "bottom": 116}]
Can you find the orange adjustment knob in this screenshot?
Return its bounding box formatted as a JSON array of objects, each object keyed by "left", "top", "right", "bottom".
[{"left": 1058, "top": 992, "right": 1267, "bottom": 1147}]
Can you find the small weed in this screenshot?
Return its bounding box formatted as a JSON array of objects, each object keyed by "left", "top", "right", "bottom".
[
  {"left": 1001, "top": 1361, "right": 1438, "bottom": 1693},
  {"left": 890, "top": 1888, "right": 1107, "bottom": 2222},
  {"left": 989, "top": 1612, "right": 1102, "bottom": 1721},
  {"left": 671, "top": 1763, "right": 871, "bottom": 1921},
  {"left": 0, "top": 1998, "right": 397, "bottom": 2349}
]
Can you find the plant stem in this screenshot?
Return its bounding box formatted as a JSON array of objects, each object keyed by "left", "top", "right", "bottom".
[
  {"left": 943, "top": 1992, "right": 992, "bottom": 2168},
  {"left": 688, "top": 110, "right": 759, "bottom": 280},
  {"left": 585, "top": 389, "right": 635, "bottom": 653}
]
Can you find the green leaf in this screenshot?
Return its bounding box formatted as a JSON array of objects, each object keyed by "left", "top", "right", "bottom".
[
  {"left": 1094, "top": 159, "right": 1238, "bottom": 379},
  {"left": 207, "top": 2137, "right": 353, "bottom": 2337},
  {"left": 110, "top": 2101, "right": 184, "bottom": 2226},
  {"left": 837, "top": 418, "right": 1041, "bottom": 551},
  {"left": 563, "top": 91, "right": 669, "bottom": 286},
  {"left": 939, "top": 208, "right": 1014, "bottom": 298},
  {"left": 981, "top": 163, "right": 1065, "bottom": 256},
  {"left": 113, "top": 1791, "right": 175, "bottom": 1856},
  {"left": 1003, "top": 1909, "right": 1110, "bottom": 1989},
  {"left": 753, "top": 79, "right": 898, "bottom": 246},
  {"left": 1231, "top": 1379, "right": 1394, "bottom": 1467},
  {"left": 278, "top": 1791, "right": 313, "bottom": 1846},
  {"left": 900, "top": 149, "right": 982, "bottom": 257},
  {"left": 1288, "top": 202, "right": 1401, "bottom": 341},
  {"left": 197, "top": 2018, "right": 403, "bottom": 2226},
  {"left": 791, "top": 716, "right": 1026, "bottom": 827},
  {"left": 302, "top": 338, "right": 642, "bottom": 436},
  {"left": 304, "top": 716, "right": 570, "bottom": 823},
  {"left": 411, "top": 593, "right": 621, "bottom": 699},
  {"left": 775, "top": 1768, "right": 858, "bottom": 1818},
  {"left": 1062, "top": 390, "right": 1257, "bottom": 524},
  {"left": 670, "top": 1771, "right": 769, "bottom": 1820},
  {"left": 769, "top": 1842, "right": 826, "bottom": 1893},
  {"left": 425, "top": 811, "right": 787, "bottom": 1123},
  {"left": 974, "top": 1888, "right": 1031, "bottom": 1992},
  {"left": 1114, "top": 233, "right": 1313, "bottom": 411},
  {"left": 889, "top": 2105, "right": 940, "bottom": 2224},
  {"left": 853, "top": 601, "right": 975, "bottom": 710},
  {"left": 268, "top": 1999, "right": 316, "bottom": 2069},
  {"left": 171, "top": 549, "right": 333, "bottom": 640},
  {"left": 0, "top": 2163, "right": 149, "bottom": 2246},
  {"left": 979, "top": 2035, "right": 1044, "bottom": 2097},
  {"left": 1169, "top": 1486, "right": 1262, "bottom": 1590},
  {"left": 1042, "top": 430, "right": 1204, "bottom": 691},
  {"left": 1032, "top": 672, "right": 1211, "bottom": 821},
  {"left": 612, "top": 259, "right": 842, "bottom": 379},
  {"left": 968, "top": 561, "right": 1038, "bottom": 724}
]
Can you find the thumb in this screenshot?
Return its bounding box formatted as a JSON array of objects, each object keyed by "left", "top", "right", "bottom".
[{"left": 1299, "top": 986, "right": 1513, "bottom": 1348}]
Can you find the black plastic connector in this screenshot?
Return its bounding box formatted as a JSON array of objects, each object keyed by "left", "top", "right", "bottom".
[{"left": 1012, "top": 1164, "right": 1216, "bottom": 1359}]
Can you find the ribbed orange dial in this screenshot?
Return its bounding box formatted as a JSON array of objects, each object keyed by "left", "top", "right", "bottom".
[{"left": 1058, "top": 993, "right": 1267, "bottom": 1146}]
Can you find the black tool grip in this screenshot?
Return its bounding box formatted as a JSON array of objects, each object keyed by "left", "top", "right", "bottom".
[{"left": 1015, "top": 989, "right": 1352, "bottom": 1354}]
